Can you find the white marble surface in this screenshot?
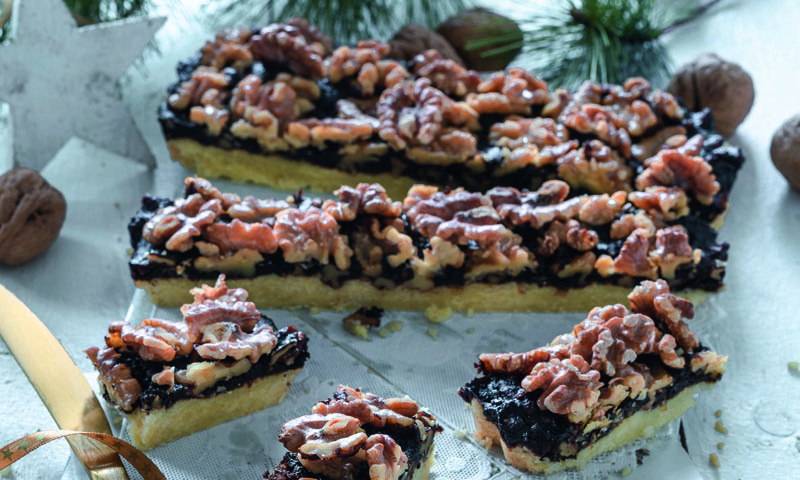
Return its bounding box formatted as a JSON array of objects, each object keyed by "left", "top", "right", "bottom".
[{"left": 1, "top": 0, "right": 799, "bottom": 478}]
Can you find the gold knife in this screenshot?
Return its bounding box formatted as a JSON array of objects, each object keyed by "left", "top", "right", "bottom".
[{"left": 0, "top": 284, "right": 129, "bottom": 479}]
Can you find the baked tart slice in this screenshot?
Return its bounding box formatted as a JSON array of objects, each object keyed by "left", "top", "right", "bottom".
[
  {"left": 264, "top": 386, "right": 441, "bottom": 480},
  {"left": 159, "top": 19, "right": 743, "bottom": 230},
  {"left": 86, "top": 275, "right": 309, "bottom": 450},
  {"left": 130, "top": 177, "right": 729, "bottom": 312},
  {"left": 458, "top": 280, "right": 725, "bottom": 474}
]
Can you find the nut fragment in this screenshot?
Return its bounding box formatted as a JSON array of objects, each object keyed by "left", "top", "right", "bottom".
[
  {"left": 411, "top": 49, "right": 480, "bottom": 97},
  {"left": 770, "top": 114, "right": 800, "bottom": 191},
  {"left": 668, "top": 53, "right": 754, "bottom": 137},
  {"left": 0, "top": 169, "right": 66, "bottom": 266},
  {"left": 636, "top": 149, "right": 720, "bottom": 205},
  {"left": 248, "top": 21, "right": 328, "bottom": 79}
]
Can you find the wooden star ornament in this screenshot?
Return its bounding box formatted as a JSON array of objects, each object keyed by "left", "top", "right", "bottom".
[{"left": 0, "top": 0, "right": 165, "bottom": 170}]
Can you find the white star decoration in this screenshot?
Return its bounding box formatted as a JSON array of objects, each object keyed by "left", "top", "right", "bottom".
[{"left": 0, "top": 0, "right": 164, "bottom": 170}]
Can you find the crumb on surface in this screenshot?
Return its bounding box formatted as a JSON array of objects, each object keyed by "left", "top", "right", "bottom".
[
  {"left": 620, "top": 466, "right": 633, "bottom": 477},
  {"left": 426, "top": 327, "right": 438, "bottom": 340},
  {"left": 715, "top": 420, "right": 728, "bottom": 434},
  {"left": 452, "top": 429, "right": 467, "bottom": 440},
  {"left": 343, "top": 318, "right": 370, "bottom": 339},
  {"left": 715, "top": 409, "right": 722, "bottom": 418},
  {"left": 310, "top": 307, "right": 322, "bottom": 314},
  {"left": 788, "top": 361, "right": 799, "bottom": 371},
  {"left": 709, "top": 453, "right": 720, "bottom": 468},
  {"left": 425, "top": 305, "right": 452, "bottom": 323},
  {"left": 466, "top": 308, "right": 475, "bottom": 317},
  {"left": 466, "top": 327, "right": 475, "bottom": 334},
  {"left": 717, "top": 442, "right": 724, "bottom": 450}
]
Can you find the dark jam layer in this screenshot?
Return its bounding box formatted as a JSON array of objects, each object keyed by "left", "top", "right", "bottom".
[
  {"left": 263, "top": 421, "right": 436, "bottom": 480},
  {"left": 158, "top": 56, "right": 744, "bottom": 222},
  {"left": 457, "top": 351, "right": 717, "bottom": 462},
  {"left": 128, "top": 192, "right": 728, "bottom": 292},
  {"left": 106, "top": 318, "right": 310, "bottom": 413}
]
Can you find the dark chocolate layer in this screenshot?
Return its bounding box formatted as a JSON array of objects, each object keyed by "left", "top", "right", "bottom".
[
  {"left": 457, "top": 351, "right": 718, "bottom": 461},
  {"left": 104, "top": 317, "right": 309, "bottom": 413}
]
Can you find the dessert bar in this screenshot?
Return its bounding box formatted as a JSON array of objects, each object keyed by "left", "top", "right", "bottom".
[
  {"left": 130, "top": 177, "right": 729, "bottom": 312},
  {"left": 86, "top": 275, "right": 309, "bottom": 450},
  {"left": 458, "top": 280, "right": 725, "bottom": 473},
  {"left": 159, "top": 19, "right": 743, "bottom": 230},
  {"left": 264, "top": 386, "right": 441, "bottom": 480}
]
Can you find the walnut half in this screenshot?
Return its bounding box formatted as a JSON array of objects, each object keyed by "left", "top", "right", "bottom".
[{"left": 0, "top": 169, "right": 67, "bottom": 265}]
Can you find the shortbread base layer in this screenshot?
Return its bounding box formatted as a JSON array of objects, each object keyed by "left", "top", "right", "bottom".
[
  {"left": 121, "top": 367, "right": 301, "bottom": 450},
  {"left": 135, "top": 274, "right": 708, "bottom": 313},
  {"left": 412, "top": 449, "right": 435, "bottom": 480},
  {"left": 168, "top": 138, "right": 417, "bottom": 200},
  {"left": 468, "top": 383, "right": 709, "bottom": 474}
]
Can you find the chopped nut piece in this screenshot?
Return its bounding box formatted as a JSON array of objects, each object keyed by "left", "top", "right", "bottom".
[
  {"left": 558, "top": 140, "right": 633, "bottom": 194},
  {"left": 467, "top": 68, "right": 548, "bottom": 114},
  {"left": 248, "top": 21, "right": 327, "bottom": 79},
  {"left": 274, "top": 207, "right": 353, "bottom": 270},
  {"left": 715, "top": 420, "right": 728, "bottom": 434},
  {"left": 199, "top": 28, "right": 254, "bottom": 71},
  {"left": 709, "top": 453, "right": 720, "bottom": 468},
  {"left": 411, "top": 49, "right": 480, "bottom": 97},
  {"left": 613, "top": 230, "right": 658, "bottom": 279},
  {"left": 636, "top": 149, "right": 720, "bottom": 205}
]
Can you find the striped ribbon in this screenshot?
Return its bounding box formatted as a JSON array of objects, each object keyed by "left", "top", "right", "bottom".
[{"left": 0, "top": 429, "right": 165, "bottom": 479}]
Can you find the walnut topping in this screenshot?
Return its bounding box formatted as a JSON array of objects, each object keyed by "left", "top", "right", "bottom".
[
  {"left": 377, "top": 79, "right": 478, "bottom": 163},
  {"left": 279, "top": 413, "right": 366, "bottom": 459},
  {"left": 274, "top": 207, "right": 353, "bottom": 270},
  {"left": 650, "top": 227, "right": 694, "bottom": 278},
  {"left": 168, "top": 67, "right": 230, "bottom": 111},
  {"left": 203, "top": 219, "right": 277, "bottom": 253},
  {"left": 294, "top": 118, "right": 375, "bottom": 146},
  {"left": 85, "top": 347, "right": 141, "bottom": 411},
  {"left": 324, "top": 183, "right": 402, "bottom": 222},
  {"left": 613, "top": 229, "right": 657, "bottom": 278},
  {"left": 105, "top": 318, "right": 192, "bottom": 362},
  {"left": 366, "top": 434, "right": 408, "bottom": 480},
  {"left": 228, "top": 196, "right": 291, "bottom": 222},
  {"left": 557, "top": 140, "right": 633, "bottom": 194},
  {"left": 248, "top": 21, "right": 327, "bottom": 79},
  {"left": 312, "top": 386, "right": 418, "bottom": 429},
  {"left": 628, "top": 280, "right": 699, "bottom": 350},
  {"left": 479, "top": 348, "right": 564, "bottom": 375},
  {"left": 467, "top": 68, "right": 548, "bottom": 114},
  {"left": 195, "top": 323, "right": 277, "bottom": 363},
  {"left": 182, "top": 275, "right": 261, "bottom": 335},
  {"left": 522, "top": 355, "right": 602, "bottom": 423},
  {"left": 578, "top": 191, "right": 627, "bottom": 226},
  {"left": 636, "top": 149, "right": 720, "bottom": 205},
  {"left": 199, "top": 28, "right": 254, "bottom": 71},
  {"left": 143, "top": 194, "right": 222, "bottom": 252},
  {"left": 327, "top": 41, "right": 409, "bottom": 97},
  {"left": 629, "top": 186, "right": 689, "bottom": 220},
  {"left": 411, "top": 49, "right": 481, "bottom": 97},
  {"left": 498, "top": 196, "right": 584, "bottom": 229},
  {"left": 559, "top": 85, "right": 633, "bottom": 157},
  {"left": 610, "top": 212, "right": 656, "bottom": 240}
]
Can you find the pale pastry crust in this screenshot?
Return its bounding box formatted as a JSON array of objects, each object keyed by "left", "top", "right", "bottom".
[
  {"left": 468, "top": 383, "right": 712, "bottom": 474},
  {"left": 117, "top": 367, "right": 301, "bottom": 450},
  {"left": 135, "top": 274, "right": 709, "bottom": 313},
  {"left": 168, "top": 138, "right": 416, "bottom": 201}
]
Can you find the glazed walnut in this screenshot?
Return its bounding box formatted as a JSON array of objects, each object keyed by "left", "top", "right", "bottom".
[
  {"left": 248, "top": 21, "right": 327, "bottom": 79},
  {"left": 199, "top": 28, "right": 254, "bottom": 71},
  {"left": 142, "top": 194, "right": 222, "bottom": 252},
  {"left": 365, "top": 434, "right": 408, "bottom": 480},
  {"left": 613, "top": 229, "right": 657, "bottom": 279},
  {"left": 636, "top": 149, "right": 720, "bottom": 205},
  {"left": 467, "top": 68, "right": 548, "bottom": 115},
  {"left": 578, "top": 191, "right": 627, "bottom": 226},
  {"left": 182, "top": 275, "right": 261, "bottom": 334},
  {"left": 522, "top": 355, "right": 602, "bottom": 423},
  {"left": 195, "top": 323, "right": 277, "bottom": 363},
  {"left": 0, "top": 169, "right": 67, "bottom": 266},
  {"left": 411, "top": 49, "right": 481, "bottom": 97},
  {"left": 85, "top": 347, "right": 142, "bottom": 411},
  {"left": 628, "top": 280, "right": 698, "bottom": 350},
  {"left": 203, "top": 219, "right": 278, "bottom": 253},
  {"left": 327, "top": 41, "right": 409, "bottom": 97},
  {"left": 377, "top": 79, "right": 478, "bottom": 163},
  {"left": 274, "top": 207, "right": 353, "bottom": 270},
  {"left": 628, "top": 186, "right": 689, "bottom": 220},
  {"left": 168, "top": 67, "right": 230, "bottom": 111},
  {"left": 650, "top": 227, "right": 694, "bottom": 278},
  {"left": 312, "top": 386, "right": 418, "bottom": 429},
  {"left": 324, "top": 183, "right": 402, "bottom": 222},
  {"left": 557, "top": 140, "right": 633, "bottom": 194}
]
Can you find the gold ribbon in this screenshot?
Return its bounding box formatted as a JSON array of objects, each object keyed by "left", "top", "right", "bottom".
[{"left": 0, "top": 430, "right": 165, "bottom": 479}]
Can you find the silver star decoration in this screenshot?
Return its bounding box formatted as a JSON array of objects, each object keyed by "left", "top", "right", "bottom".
[{"left": 0, "top": 0, "right": 165, "bottom": 170}]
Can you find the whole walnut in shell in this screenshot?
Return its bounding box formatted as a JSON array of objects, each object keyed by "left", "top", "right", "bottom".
[
  {"left": 388, "top": 24, "right": 464, "bottom": 66},
  {"left": 0, "top": 169, "right": 67, "bottom": 266},
  {"left": 436, "top": 8, "right": 523, "bottom": 72},
  {"left": 770, "top": 114, "right": 800, "bottom": 191},
  {"left": 668, "top": 53, "right": 754, "bottom": 137}
]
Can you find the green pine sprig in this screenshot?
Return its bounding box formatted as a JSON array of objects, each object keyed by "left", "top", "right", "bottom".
[
  {"left": 468, "top": 0, "right": 722, "bottom": 90},
  {"left": 202, "top": 0, "right": 469, "bottom": 44}
]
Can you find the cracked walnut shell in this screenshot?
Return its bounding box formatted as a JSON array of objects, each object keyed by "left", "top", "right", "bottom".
[{"left": 0, "top": 169, "right": 67, "bottom": 266}]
